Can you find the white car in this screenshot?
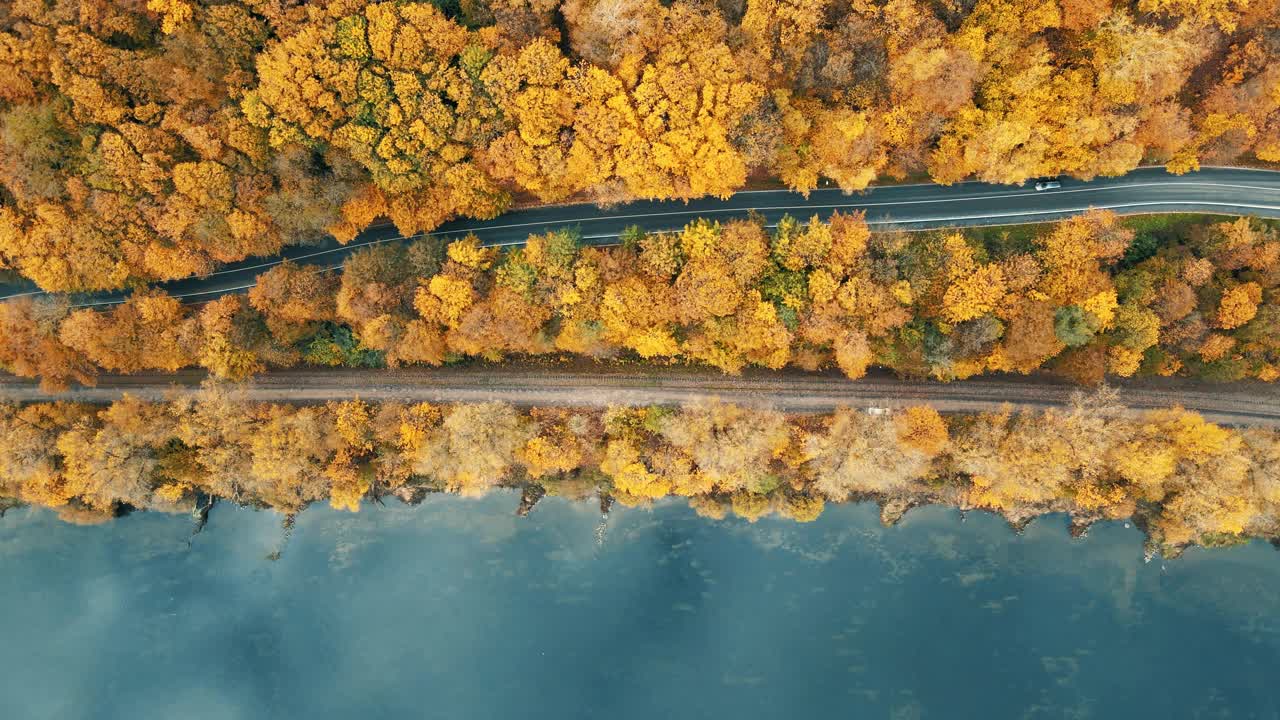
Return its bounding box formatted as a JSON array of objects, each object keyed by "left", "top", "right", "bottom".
[{"left": 1034, "top": 179, "right": 1062, "bottom": 191}]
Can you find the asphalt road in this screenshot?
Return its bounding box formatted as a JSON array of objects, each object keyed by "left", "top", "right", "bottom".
[
  {"left": 3, "top": 364, "right": 1278, "bottom": 427},
  {"left": 3, "top": 165, "right": 1280, "bottom": 308}
]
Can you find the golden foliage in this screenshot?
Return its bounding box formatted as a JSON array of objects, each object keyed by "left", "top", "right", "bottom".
[
  {"left": 8, "top": 207, "right": 1280, "bottom": 390},
  {"left": 58, "top": 292, "right": 199, "bottom": 373},
  {"left": 1, "top": 0, "right": 1276, "bottom": 301},
  {"left": 2, "top": 393, "right": 1276, "bottom": 551},
  {"left": 894, "top": 407, "right": 950, "bottom": 456},
  {"left": 1216, "top": 282, "right": 1262, "bottom": 329}
]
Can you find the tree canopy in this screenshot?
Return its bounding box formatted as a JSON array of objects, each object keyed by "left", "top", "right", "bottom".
[
  {"left": 2, "top": 393, "right": 1277, "bottom": 553},
  {"left": 5, "top": 213, "right": 1280, "bottom": 389},
  {"left": 0, "top": 0, "right": 1276, "bottom": 291}
]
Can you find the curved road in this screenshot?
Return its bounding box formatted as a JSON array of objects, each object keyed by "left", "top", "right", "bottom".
[
  {"left": 2, "top": 364, "right": 1278, "bottom": 427},
  {"left": 3, "top": 166, "right": 1280, "bottom": 308}
]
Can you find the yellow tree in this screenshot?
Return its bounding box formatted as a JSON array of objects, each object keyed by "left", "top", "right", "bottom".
[
  {"left": 246, "top": 405, "right": 336, "bottom": 512},
  {"left": 0, "top": 402, "right": 90, "bottom": 508},
  {"left": 248, "top": 261, "right": 339, "bottom": 341},
  {"left": 1137, "top": 0, "right": 1248, "bottom": 32},
  {"left": 658, "top": 400, "right": 791, "bottom": 494},
  {"left": 57, "top": 397, "right": 178, "bottom": 510},
  {"left": 599, "top": 274, "right": 681, "bottom": 358},
  {"left": 245, "top": 2, "right": 509, "bottom": 235},
  {"left": 0, "top": 297, "right": 96, "bottom": 390},
  {"left": 804, "top": 408, "right": 935, "bottom": 499},
  {"left": 927, "top": 0, "right": 1155, "bottom": 184},
  {"left": 775, "top": 94, "right": 887, "bottom": 194},
  {"left": 58, "top": 292, "right": 200, "bottom": 373},
  {"left": 412, "top": 402, "right": 530, "bottom": 496},
  {"left": 738, "top": 0, "right": 832, "bottom": 81},
  {"left": 894, "top": 406, "right": 950, "bottom": 456},
  {"left": 619, "top": 7, "right": 763, "bottom": 199},
  {"left": 1216, "top": 282, "right": 1262, "bottom": 329},
  {"left": 196, "top": 296, "right": 270, "bottom": 382},
  {"left": 481, "top": 38, "right": 580, "bottom": 202},
  {"left": 939, "top": 233, "right": 1006, "bottom": 323},
  {"left": 1036, "top": 211, "right": 1129, "bottom": 306}
]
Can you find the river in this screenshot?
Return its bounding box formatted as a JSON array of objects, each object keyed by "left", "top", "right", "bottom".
[{"left": 2, "top": 495, "right": 1278, "bottom": 719}]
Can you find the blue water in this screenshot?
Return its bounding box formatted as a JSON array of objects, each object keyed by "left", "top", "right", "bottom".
[{"left": 2, "top": 495, "right": 1279, "bottom": 719}]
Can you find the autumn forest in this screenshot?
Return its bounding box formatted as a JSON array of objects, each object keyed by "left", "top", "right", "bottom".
[
  {"left": 3, "top": 0, "right": 1280, "bottom": 540},
  {"left": 2, "top": 212, "right": 1279, "bottom": 389},
  {"left": 5, "top": 389, "right": 1280, "bottom": 552},
  {"left": 1, "top": 0, "right": 1278, "bottom": 292}
]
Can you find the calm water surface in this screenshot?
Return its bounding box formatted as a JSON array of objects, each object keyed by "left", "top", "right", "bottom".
[{"left": 2, "top": 495, "right": 1279, "bottom": 719}]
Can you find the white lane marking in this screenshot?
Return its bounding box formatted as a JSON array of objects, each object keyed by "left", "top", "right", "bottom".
[
  {"left": 1198, "top": 165, "right": 1280, "bottom": 173},
  {"left": 175, "top": 222, "right": 406, "bottom": 279},
  {"left": 199, "top": 180, "right": 1280, "bottom": 265},
  {"left": 37, "top": 178, "right": 1279, "bottom": 300},
  {"left": 865, "top": 199, "right": 1280, "bottom": 224},
  {"left": 0, "top": 289, "right": 44, "bottom": 299},
  {"left": 62, "top": 199, "right": 1280, "bottom": 307},
  {"left": 730, "top": 178, "right": 980, "bottom": 192},
  {"left": 12, "top": 171, "right": 1276, "bottom": 305},
  {"left": 9, "top": 170, "right": 1280, "bottom": 295},
  {"left": 415, "top": 180, "right": 1280, "bottom": 236}
]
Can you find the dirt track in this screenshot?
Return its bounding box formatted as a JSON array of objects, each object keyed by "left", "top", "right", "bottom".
[{"left": 2, "top": 363, "right": 1279, "bottom": 427}]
